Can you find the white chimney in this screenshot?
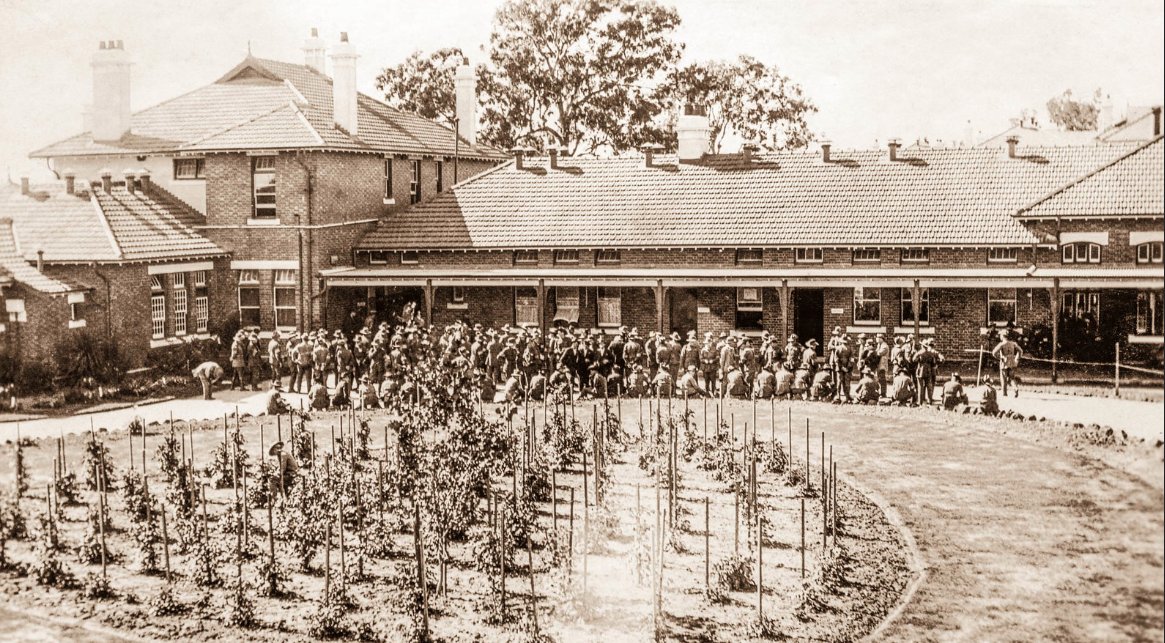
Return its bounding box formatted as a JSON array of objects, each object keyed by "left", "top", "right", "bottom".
[
  {"left": 91, "top": 40, "right": 132, "bottom": 142},
  {"left": 1097, "top": 95, "right": 1114, "bottom": 132},
  {"left": 455, "top": 58, "right": 476, "bottom": 145},
  {"left": 330, "top": 32, "right": 359, "bottom": 137},
  {"left": 303, "top": 27, "right": 327, "bottom": 74},
  {"left": 677, "top": 104, "right": 710, "bottom": 162}
]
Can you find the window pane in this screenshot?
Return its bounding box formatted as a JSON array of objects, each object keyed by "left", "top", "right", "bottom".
[
  {"left": 238, "top": 286, "right": 260, "bottom": 308},
  {"left": 597, "top": 288, "right": 621, "bottom": 326},
  {"left": 737, "top": 248, "right": 763, "bottom": 263},
  {"left": 514, "top": 250, "right": 538, "bottom": 264},
  {"left": 151, "top": 294, "right": 166, "bottom": 338},
  {"left": 516, "top": 287, "right": 539, "bottom": 326},
  {"left": 195, "top": 296, "right": 209, "bottom": 333},
  {"left": 853, "top": 287, "right": 880, "bottom": 324},
  {"left": 274, "top": 287, "right": 296, "bottom": 307},
  {"left": 174, "top": 289, "right": 188, "bottom": 336}
]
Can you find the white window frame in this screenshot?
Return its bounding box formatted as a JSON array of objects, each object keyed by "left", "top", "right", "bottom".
[
  {"left": 514, "top": 249, "right": 539, "bottom": 265},
  {"left": 173, "top": 158, "right": 205, "bottom": 180},
  {"left": 900, "top": 287, "right": 930, "bottom": 325},
  {"left": 1062, "top": 242, "right": 1100, "bottom": 264},
  {"left": 595, "top": 249, "right": 621, "bottom": 264},
  {"left": 852, "top": 287, "right": 882, "bottom": 325},
  {"left": 451, "top": 286, "right": 466, "bottom": 303},
  {"left": 597, "top": 287, "right": 621, "bottom": 327},
  {"left": 5, "top": 299, "right": 26, "bottom": 323},
  {"left": 409, "top": 160, "right": 421, "bottom": 204},
  {"left": 194, "top": 295, "right": 209, "bottom": 333},
  {"left": 252, "top": 156, "right": 277, "bottom": 219},
  {"left": 401, "top": 251, "right": 420, "bottom": 265},
  {"left": 988, "top": 247, "right": 1019, "bottom": 263},
  {"left": 436, "top": 160, "right": 444, "bottom": 193},
  {"left": 171, "top": 273, "right": 185, "bottom": 290},
  {"left": 553, "top": 286, "right": 580, "bottom": 323},
  {"left": 736, "top": 287, "right": 763, "bottom": 312},
  {"left": 901, "top": 248, "right": 931, "bottom": 263},
  {"left": 384, "top": 159, "right": 394, "bottom": 199},
  {"left": 852, "top": 248, "right": 881, "bottom": 263},
  {"left": 736, "top": 248, "right": 763, "bottom": 265},
  {"left": 193, "top": 270, "right": 207, "bottom": 287},
  {"left": 237, "top": 270, "right": 261, "bottom": 329},
  {"left": 794, "top": 247, "right": 823, "bottom": 264},
  {"left": 367, "top": 251, "right": 388, "bottom": 265},
  {"left": 553, "top": 249, "right": 580, "bottom": 264},
  {"left": 173, "top": 288, "right": 188, "bottom": 336},
  {"left": 1136, "top": 291, "right": 1163, "bottom": 335},
  {"left": 273, "top": 270, "right": 297, "bottom": 331},
  {"left": 1136, "top": 242, "right": 1163, "bottom": 264},
  {"left": 987, "top": 288, "right": 1017, "bottom": 326},
  {"left": 151, "top": 293, "right": 166, "bottom": 339}
]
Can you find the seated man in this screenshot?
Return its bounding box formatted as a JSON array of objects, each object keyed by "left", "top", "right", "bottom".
[
  {"left": 752, "top": 366, "right": 776, "bottom": 400},
  {"left": 606, "top": 366, "right": 625, "bottom": 397},
  {"left": 809, "top": 365, "right": 833, "bottom": 401},
  {"left": 942, "top": 372, "right": 969, "bottom": 410},
  {"left": 589, "top": 370, "right": 609, "bottom": 400},
  {"left": 504, "top": 370, "right": 525, "bottom": 405},
  {"left": 678, "top": 365, "right": 708, "bottom": 398},
  {"left": 625, "top": 365, "right": 649, "bottom": 398},
  {"left": 891, "top": 368, "right": 916, "bottom": 406},
  {"left": 651, "top": 367, "right": 674, "bottom": 398},
  {"left": 791, "top": 367, "right": 811, "bottom": 399},
  {"left": 854, "top": 368, "right": 880, "bottom": 405},
  {"left": 548, "top": 366, "right": 573, "bottom": 396},
  {"left": 724, "top": 367, "right": 749, "bottom": 399},
  {"left": 267, "top": 441, "right": 298, "bottom": 496},
  {"left": 527, "top": 373, "right": 547, "bottom": 402},
  {"left": 308, "top": 381, "right": 329, "bottom": 411},
  {"left": 358, "top": 376, "right": 380, "bottom": 410},
  {"left": 331, "top": 377, "right": 352, "bottom": 409},
  {"left": 266, "top": 381, "right": 291, "bottom": 416},
  {"left": 979, "top": 376, "right": 1000, "bottom": 416},
  {"left": 774, "top": 364, "right": 794, "bottom": 398}
]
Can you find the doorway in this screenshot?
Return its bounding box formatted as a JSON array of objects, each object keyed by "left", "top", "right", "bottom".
[
  {"left": 670, "top": 288, "right": 698, "bottom": 337},
  {"left": 793, "top": 288, "right": 824, "bottom": 349},
  {"left": 370, "top": 286, "right": 424, "bottom": 326}
]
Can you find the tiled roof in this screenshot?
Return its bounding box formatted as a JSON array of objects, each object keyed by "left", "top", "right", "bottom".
[
  {"left": 0, "top": 180, "right": 225, "bottom": 263},
  {"left": 1018, "top": 137, "right": 1163, "bottom": 218},
  {"left": 977, "top": 126, "right": 1098, "bottom": 148},
  {"left": 358, "top": 144, "right": 1143, "bottom": 250},
  {"left": 1097, "top": 105, "right": 1163, "bottom": 143},
  {"left": 31, "top": 57, "right": 505, "bottom": 161},
  {"left": 0, "top": 218, "right": 83, "bottom": 294}
]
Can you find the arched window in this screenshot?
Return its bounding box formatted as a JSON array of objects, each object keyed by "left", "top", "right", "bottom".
[{"left": 1061, "top": 242, "right": 1100, "bottom": 264}]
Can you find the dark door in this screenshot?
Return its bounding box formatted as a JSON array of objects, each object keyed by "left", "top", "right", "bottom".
[
  {"left": 793, "top": 288, "right": 824, "bottom": 349},
  {"left": 670, "top": 288, "right": 698, "bottom": 337},
  {"left": 372, "top": 286, "right": 424, "bottom": 326}
]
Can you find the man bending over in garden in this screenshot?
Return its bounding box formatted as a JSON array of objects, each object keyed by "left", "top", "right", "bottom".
[{"left": 192, "top": 361, "right": 223, "bottom": 400}]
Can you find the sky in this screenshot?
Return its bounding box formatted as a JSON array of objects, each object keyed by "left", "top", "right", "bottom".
[{"left": 1, "top": 0, "right": 1162, "bottom": 178}]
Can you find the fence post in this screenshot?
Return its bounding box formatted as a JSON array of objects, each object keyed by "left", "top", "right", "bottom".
[{"left": 1114, "top": 342, "right": 1121, "bottom": 398}]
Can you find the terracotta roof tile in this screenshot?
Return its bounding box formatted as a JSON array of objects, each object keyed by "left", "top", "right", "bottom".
[
  {"left": 359, "top": 144, "right": 1143, "bottom": 250},
  {"left": 0, "top": 217, "right": 84, "bottom": 294},
  {"left": 1018, "top": 137, "right": 1163, "bottom": 218}
]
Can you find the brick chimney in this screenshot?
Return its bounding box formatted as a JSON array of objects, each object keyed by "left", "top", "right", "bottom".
[
  {"left": 820, "top": 140, "right": 832, "bottom": 163},
  {"left": 99, "top": 169, "right": 113, "bottom": 194},
  {"left": 303, "top": 27, "right": 327, "bottom": 74},
  {"left": 511, "top": 147, "right": 526, "bottom": 170},
  {"left": 641, "top": 143, "right": 661, "bottom": 168},
  {"left": 887, "top": 138, "right": 901, "bottom": 162},
  {"left": 1153, "top": 106, "right": 1162, "bottom": 137},
  {"left": 677, "top": 104, "right": 710, "bottom": 162},
  {"left": 330, "top": 32, "right": 359, "bottom": 137},
  {"left": 124, "top": 170, "right": 136, "bottom": 194},
  {"left": 548, "top": 146, "right": 559, "bottom": 170},
  {"left": 1006, "top": 135, "right": 1019, "bottom": 159},
  {"left": 91, "top": 40, "right": 132, "bottom": 142},
  {"left": 741, "top": 143, "right": 760, "bottom": 164},
  {"left": 455, "top": 58, "right": 476, "bottom": 145},
  {"left": 64, "top": 172, "right": 76, "bottom": 195},
  {"left": 37, "top": 250, "right": 44, "bottom": 272},
  {"left": 1097, "top": 95, "right": 1114, "bottom": 132},
  {"left": 20, "top": 177, "right": 29, "bottom": 196},
  {"left": 138, "top": 169, "right": 151, "bottom": 192}
]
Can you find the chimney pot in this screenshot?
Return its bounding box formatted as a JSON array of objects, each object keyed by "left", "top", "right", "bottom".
[
  {"left": 329, "top": 32, "right": 359, "bottom": 136},
  {"left": 100, "top": 170, "right": 113, "bottom": 194},
  {"left": 820, "top": 140, "right": 832, "bottom": 163},
  {"left": 124, "top": 170, "right": 136, "bottom": 194},
  {"left": 887, "top": 138, "right": 901, "bottom": 162},
  {"left": 64, "top": 173, "right": 76, "bottom": 195},
  {"left": 303, "top": 27, "right": 327, "bottom": 74},
  {"left": 741, "top": 143, "right": 760, "bottom": 164},
  {"left": 677, "top": 104, "right": 711, "bottom": 162},
  {"left": 311, "top": 27, "right": 318, "bottom": 37},
  {"left": 20, "top": 177, "right": 29, "bottom": 196},
  {"left": 641, "top": 143, "right": 661, "bottom": 168},
  {"left": 1006, "top": 135, "right": 1019, "bottom": 159},
  {"left": 1153, "top": 106, "right": 1162, "bottom": 137},
  {"left": 37, "top": 250, "right": 44, "bottom": 272},
  {"left": 138, "top": 169, "right": 151, "bottom": 191},
  {"left": 510, "top": 148, "right": 526, "bottom": 170},
  {"left": 548, "top": 146, "right": 559, "bottom": 170},
  {"left": 455, "top": 60, "right": 477, "bottom": 145},
  {"left": 340, "top": 31, "right": 349, "bottom": 43}
]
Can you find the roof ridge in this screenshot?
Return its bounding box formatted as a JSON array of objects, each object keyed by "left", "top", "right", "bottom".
[
  {"left": 1015, "top": 136, "right": 1164, "bottom": 216},
  {"left": 89, "top": 188, "right": 124, "bottom": 260},
  {"left": 181, "top": 101, "right": 297, "bottom": 148},
  {"left": 1097, "top": 105, "right": 1161, "bottom": 141}
]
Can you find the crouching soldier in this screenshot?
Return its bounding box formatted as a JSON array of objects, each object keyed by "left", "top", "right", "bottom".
[
  {"left": 678, "top": 365, "right": 708, "bottom": 398},
  {"left": 941, "top": 373, "right": 968, "bottom": 410},
  {"left": 891, "top": 368, "right": 916, "bottom": 406},
  {"left": 359, "top": 375, "right": 380, "bottom": 410},
  {"left": 979, "top": 376, "right": 1000, "bottom": 416},
  {"left": 774, "top": 364, "right": 794, "bottom": 399},
  {"left": 810, "top": 365, "right": 834, "bottom": 401},
  {"left": 331, "top": 377, "right": 352, "bottom": 409},
  {"left": 478, "top": 370, "right": 497, "bottom": 403},
  {"left": 724, "top": 367, "right": 749, "bottom": 399},
  {"left": 266, "top": 381, "right": 291, "bottom": 416},
  {"left": 308, "top": 380, "right": 329, "bottom": 411},
  {"left": 625, "top": 365, "right": 649, "bottom": 398},
  {"left": 528, "top": 373, "right": 547, "bottom": 401},
  {"left": 652, "top": 366, "right": 674, "bottom": 398},
  {"left": 752, "top": 365, "right": 776, "bottom": 400},
  {"left": 854, "top": 368, "right": 880, "bottom": 404}
]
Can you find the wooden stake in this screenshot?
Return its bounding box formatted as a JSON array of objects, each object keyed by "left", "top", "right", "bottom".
[
  {"left": 160, "top": 505, "right": 172, "bottom": 583},
  {"left": 568, "top": 488, "right": 575, "bottom": 577},
  {"left": 704, "top": 496, "right": 710, "bottom": 589},
  {"left": 800, "top": 497, "right": 806, "bottom": 579},
  {"left": 756, "top": 504, "right": 763, "bottom": 619},
  {"left": 527, "top": 535, "right": 538, "bottom": 632},
  {"left": 499, "top": 505, "right": 506, "bottom": 621}
]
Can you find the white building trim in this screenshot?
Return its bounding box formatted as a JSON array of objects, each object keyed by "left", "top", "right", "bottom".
[
  {"left": 231, "top": 260, "right": 299, "bottom": 270},
  {"left": 1129, "top": 231, "right": 1164, "bottom": 246},
  {"left": 148, "top": 261, "right": 214, "bottom": 275},
  {"left": 1059, "top": 231, "right": 1109, "bottom": 246}
]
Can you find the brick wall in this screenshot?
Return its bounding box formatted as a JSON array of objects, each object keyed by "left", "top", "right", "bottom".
[{"left": 696, "top": 288, "right": 735, "bottom": 336}]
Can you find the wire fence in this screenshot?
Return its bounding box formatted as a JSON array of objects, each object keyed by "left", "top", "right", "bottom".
[{"left": 961, "top": 346, "right": 1164, "bottom": 396}]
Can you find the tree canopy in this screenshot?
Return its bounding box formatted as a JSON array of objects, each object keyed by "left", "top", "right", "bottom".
[
  {"left": 376, "top": 0, "right": 816, "bottom": 155},
  {"left": 1046, "top": 88, "right": 1102, "bottom": 131}
]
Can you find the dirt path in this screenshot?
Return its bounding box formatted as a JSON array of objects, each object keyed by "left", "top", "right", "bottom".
[{"left": 772, "top": 401, "right": 1164, "bottom": 642}]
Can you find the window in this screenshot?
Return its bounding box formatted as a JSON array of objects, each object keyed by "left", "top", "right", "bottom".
[
  {"left": 436, "top": 161, "right": 444, "bottom": 192},
  {"left": 795, "top": 247, "right": 823, "bottom": 263},
  {"left": 151, "top": 294, "right": 166, "bottom": 339},
  {"left": 401, "top": 251, "right": 419, "bottom": 265},
  {"left": 514, "top": 250, "right": 539, "bottom": 265},
  {"left": 173, "top": 288, "right": 188, "bottom": 336},
  {"left": 1136, "top": 242, "right": 1163, "bottom": 264},
  {"left": 194, "top": 296, "right": 209, "bottom": 333},
  {"left": 736, "top": 287, "right": 763, "bottom": 330},
  {"left": 901, "top": 248, "right": 930, "bottom": 263},
  {"left": 597, "top": 287, "right": 621, "bottom": 327},
  {"left": 988, "top": 247, "right": 1019, "bottom": 263},
  {"left": 193, "top": 270, "right": 207, "bottom": 287},
  {"left": 171, "top": 273, "right": 185, "bottom": 290},
  {"left": 853, "top": 287, "right": 881, "bottom": 325},
  {"left": 173, "top": 158, "right": 205, "bottom": 180},
  {"left": 595, "top": 249, "right": 621, "bottom": 264},
  {"left": 70, "top": 302, "right": 82, "bottom": 323},
  {"left": 409, "top": 160, "right": 421, "bottom": 204},
  {"left": 736, "top": 248, "right": 763, "bottom": 265},
  {"left": 1061, "top": 291, "right": 1101, "bottom": 333},
  {"left": 238, "top": 270, "right": 261, "bottom": 328},
  {"left": 384, "top": 159, "right": 394, "bottom": 199},
  {"left": 1136, "top": 291, "right": 1163, "bottom": 335},
  {"left": 451, "top": 287, "right": 466, "bottom": 304},
  {"left": 852, "top": 248, "right": 881, "bottom": 263},
  {"left": 1062, "top": 242, "right": 1100, "bottom": 264},
  {"left": 900, "top": 288, "right": 930, "bottom": 325},
  {"left": 252, "top": 156, "right": 277, "bottom": 219},
  {"left": 274, "top": 270, "right": 297, "bottom": 330},
  {"left": 553, "top": 286, "right": 580, "bottom": 323},
  {"left": 987, "top": 288, "right": 1016, "bottom": 325},
  {"left": 151, "top": 275, "right": 163, "bottom": 291},
  {"left": 515, "top": 287, "right": 539, "bottom": 326},
  {"left": 368, "top": 251, "right": 388, "bottom": 265},
  {"left": 5, "top": 299, "right": 26, "bottom": 323},
  {"left": 553, "top": 249, "right": 579, "bottom": 264}
]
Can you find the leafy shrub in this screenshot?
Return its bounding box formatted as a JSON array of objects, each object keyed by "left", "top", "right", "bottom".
[{"left": 712, "top": 554, "right": 755, "bottom": 592}]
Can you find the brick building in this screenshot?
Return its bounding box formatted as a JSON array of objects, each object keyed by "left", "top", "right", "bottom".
[
  {"left": 333, "top": 116, "right": 1164, "bottom": 366},
  {"left": 28, "top": 33, "right": 504, "bottom": 347}
]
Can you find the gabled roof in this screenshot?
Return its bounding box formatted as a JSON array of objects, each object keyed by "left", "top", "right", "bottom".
[
  {"left": 977, "top": 126, "right": 1098, "bottom": 148},
  {"left": 358, "top": 143, "right": 1143, "bottom": 251},
  {"left": 31, "top": 57, "right": 505, "bottom": 161},
  {"left": 1017, "top": 137, "right": 1163, "bottom": 218},
  {"left": 1097, "top": 105, "right": 1163, "bottom": 143},
  {"left": 0, "top": 219, "right": 84, "bottom": 294},
  {"left": 0, "top": 180, "right": 225, "bottom": 263}
]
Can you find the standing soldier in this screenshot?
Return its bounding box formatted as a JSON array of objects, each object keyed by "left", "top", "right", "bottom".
[
  {"left": 623, "top": 329, "right": 644, "bottom": 375},
  {"left": 267, "top": 330, "right": 285, "bottom": 390},
  {"left": 912, "top": 338, "right": 943, "bottom": 405},
  {"left": 245, "top": 330, "right": 263, "bottom": 391},
  {"left": 831, "top": 335, "right": 854, "bottom": 403},
  {"left": 699, "top": 332, "right": 719, "bottom": 396},
  {"left": 294, "top": 333, "right": 314, "bottom": 393},
  {"left": 679, "top": 331, "right": 701, "bottom": 380},
  {"left": 875, "top": 334, "right": 891, "bottom": 397},
  {"left": 719, "top": 335, "right": 740, "bottom": 398},
  {"left": 229, "top": 330, "right": 247, "bottom": 390},
  {"left": 740, "top": 336, "right": 761, "bottom": 391},
  {"left": 991, "top": 330, "right": 1023, "bottom": 398}
]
